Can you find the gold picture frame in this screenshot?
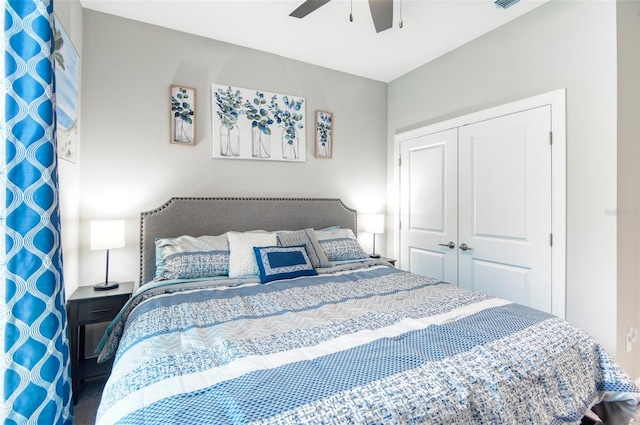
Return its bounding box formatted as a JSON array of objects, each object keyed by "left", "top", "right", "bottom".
[
  {"left": 170, "top": 84, "right": 196, "bottom": 145},
  {"left": 314, "top": 110, "right": 333, "bottom": 158}
]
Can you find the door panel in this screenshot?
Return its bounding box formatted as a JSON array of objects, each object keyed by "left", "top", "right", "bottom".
[
  {"left": 472, "top": 259, "right": 530, "bottom": 306},
  {"left": 473, "top": 126, "right": 528, "bottom": 240},
  {"left": 400, "top": 128, "right": 458, "bottom": 283},
  {"left": 409, "top": 247, "right": 446, "bottom": 282},
  {"left": 410, "top": 145, "right": 445, "bottom": 232},
  {"left": 458, "top": 106, "right": 551, "bottom": 312}
]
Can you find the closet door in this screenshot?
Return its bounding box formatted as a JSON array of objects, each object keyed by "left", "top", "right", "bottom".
[
  {"left": 458, "top": 106, "right": 552, "bottom": 312},
  {"left": 399, "top": 128, "right": 458, "bottom": 283}
]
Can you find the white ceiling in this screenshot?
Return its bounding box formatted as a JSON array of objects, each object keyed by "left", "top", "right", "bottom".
[{"left": 79, "top": 0, "right": 548, "bottom": 82}]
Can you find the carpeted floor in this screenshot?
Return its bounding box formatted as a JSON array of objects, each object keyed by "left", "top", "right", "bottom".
[{"left": 73, "top": 376, "right": 108, "bottom": 425}]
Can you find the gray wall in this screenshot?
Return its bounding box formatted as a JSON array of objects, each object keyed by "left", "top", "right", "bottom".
[
  {"left": 79, "top": 11, "right": 388, "bottom": 288},
  {"left": 388, "top": 0, "right": 639, "bottom": 374}
]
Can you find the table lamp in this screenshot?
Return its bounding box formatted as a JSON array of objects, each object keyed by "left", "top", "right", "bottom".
[
  {"left": 91, "top": 220, "right": 125, "bottom": 290},
  {"left": 362, "top": 213, "right": 385, "bottom": 258}
]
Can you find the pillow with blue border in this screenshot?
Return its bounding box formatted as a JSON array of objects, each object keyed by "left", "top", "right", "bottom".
[{"left": 253, "top": 245, "right": 317, "bottom": 284}]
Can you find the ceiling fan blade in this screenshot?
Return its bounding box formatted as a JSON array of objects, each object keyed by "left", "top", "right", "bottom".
[
  {"left": 289, "top": 0, "right": 331, "bottom": 18},
  {"left": 368, "top": 0, "right": 393, "bottom": 33}
]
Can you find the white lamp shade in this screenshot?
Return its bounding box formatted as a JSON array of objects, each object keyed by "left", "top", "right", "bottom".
[
  {"left": 362, "top": 213, "right": 385, "bottom": 234},
  {"left": 90, "top": 220, "right": 125, "bottom": 250}
]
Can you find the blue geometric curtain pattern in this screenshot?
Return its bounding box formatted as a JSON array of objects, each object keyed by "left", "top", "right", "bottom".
[
  {"left": 4, "top": 0, "right": 72, "bottom": 423},
  {"left": 0, "top": 0, "right": 6, "bottom": 417}
]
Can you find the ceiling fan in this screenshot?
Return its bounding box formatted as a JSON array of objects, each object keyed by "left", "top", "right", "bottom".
[{"left": 289, "top": 0, "right": 394, "bottom": 33}]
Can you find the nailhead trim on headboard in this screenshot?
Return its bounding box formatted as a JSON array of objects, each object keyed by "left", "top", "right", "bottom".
[{"left": 139, "top": 197, "right": 358, "bottom": 285}]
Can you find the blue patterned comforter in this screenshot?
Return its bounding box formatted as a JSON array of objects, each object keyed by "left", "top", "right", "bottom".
[{"left": 96, "top": 263, "right": 639, "bottom": 424}]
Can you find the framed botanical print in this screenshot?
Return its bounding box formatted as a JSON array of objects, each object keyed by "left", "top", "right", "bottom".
[
  {"left": 314, "top": 110, "right": 333, "bottom": 158},
  {"left": 211, "top": 84, "right": 306, "bottom": 162},
  {"left": 170, "top": 85, "right": 196, "bottom": 145}
]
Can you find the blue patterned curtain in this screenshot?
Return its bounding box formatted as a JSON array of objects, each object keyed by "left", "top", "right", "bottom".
[
  {"left": 0, "top": 0, "right": 5, "bottom": 419},
  {"left": 4, "top": 0, "right": 72, "bottom": 423}
]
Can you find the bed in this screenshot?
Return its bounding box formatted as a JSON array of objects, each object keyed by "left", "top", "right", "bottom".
[{"left": 95, "top": 197, "right": 639, "bottom": 425}]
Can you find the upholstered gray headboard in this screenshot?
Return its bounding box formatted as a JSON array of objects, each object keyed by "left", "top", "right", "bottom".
[{"left": 140, "top": 197, "right": 358, "bottom": 284}]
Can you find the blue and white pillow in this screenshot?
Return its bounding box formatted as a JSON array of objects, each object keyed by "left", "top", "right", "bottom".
[
  {"left": 253, "top": 245, "right": 317, "bottom": 284},
  {"left": 155, "top": 234, "right": 229, "bottom": 281},
  {"left": 314, "top": 228, "right": 369, "bottom": 262},
  {"left": 161, "top": 251, "right": 229, "bottom": 280}
]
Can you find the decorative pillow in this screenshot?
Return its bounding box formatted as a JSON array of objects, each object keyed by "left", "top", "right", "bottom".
[
  {"left": 314, "top": 228, "right": 355, "bottom": 241},
  {"left": 155, "top": 240, "right": 165, "bottom": 278},
  {"left": 277, "top": 228, "right": 331, "bottom": 268},
  {"left": 227, "top": 232, "right": 278, "bottom": 277},
  {"left": 314, "top": 228, "right": 369, "bottom": 262},
  {"left": 253, "top": 245, "right": 317, "bottom": 284},
  {"left": 317, "top": 225, "right": 341, "bottom": 231},
  {"left": 161, "top": 252, "right": 229, "bottom": 280},
  {"left": 155, "top": 235, "right": 229, "bottom": 281}
]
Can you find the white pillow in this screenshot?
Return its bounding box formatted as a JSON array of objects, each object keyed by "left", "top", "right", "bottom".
[{"left": 227, "top": 232, "right": 278, "bottom": 277}]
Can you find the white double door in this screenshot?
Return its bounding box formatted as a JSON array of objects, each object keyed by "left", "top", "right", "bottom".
[{"left": 400, "top": 106, "right": 552, "bottom": 313}]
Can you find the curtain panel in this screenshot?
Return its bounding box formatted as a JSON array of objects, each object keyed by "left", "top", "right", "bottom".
[
  {"left": 3, "top": 0, "right": 72, "bottom": 423},
  {"left": 0, "top": 0, "right": 6, "bottom": 418}
]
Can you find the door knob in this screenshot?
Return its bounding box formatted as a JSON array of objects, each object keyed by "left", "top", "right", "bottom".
[
  {"left": 438, "top": 242, "right": 455, "bottom": 249},
  {"left": 459, "top": 243, "right": 473, "bottom": 251}
]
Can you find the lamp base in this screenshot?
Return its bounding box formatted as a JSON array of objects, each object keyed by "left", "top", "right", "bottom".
[
  {"left": 370, "top": 254, "right": 381, "bottom": 259},
  {"left": 94, "top": 281, "right": 120, "bottom": 291}
]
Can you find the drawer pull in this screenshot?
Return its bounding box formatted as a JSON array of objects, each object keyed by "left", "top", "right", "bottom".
[{"left": 90, "top": 308, "right": 111, "bottom": 314}]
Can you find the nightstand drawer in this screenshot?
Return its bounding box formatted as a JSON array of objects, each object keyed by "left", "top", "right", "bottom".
[{"left": 77, "top": 297, "right": 123, "bottom": 323}]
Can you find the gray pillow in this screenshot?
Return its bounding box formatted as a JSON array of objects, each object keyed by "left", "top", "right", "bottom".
[{"left": 277, "top": 228, "right": 331, "bottom": 268}]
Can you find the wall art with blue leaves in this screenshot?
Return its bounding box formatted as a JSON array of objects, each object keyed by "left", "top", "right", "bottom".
[{"left": 212, "top": 84, "right": 306, "bottom": 162}]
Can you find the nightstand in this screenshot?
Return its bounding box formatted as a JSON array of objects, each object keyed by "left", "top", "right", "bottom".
[
  {"left": 374, "top": 256, "right": 397, "bottom": 266},
  {"left": 66, "top": 281, "right": 134, "bottom": 404}
]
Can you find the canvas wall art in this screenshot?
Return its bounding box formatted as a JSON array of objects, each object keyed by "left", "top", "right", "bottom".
[
  {"left": 54, "top": 15, "right": 80, "bottom": 163},
  {"left": 211, "top": 84, "right": 306, "bottom": 162}
]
